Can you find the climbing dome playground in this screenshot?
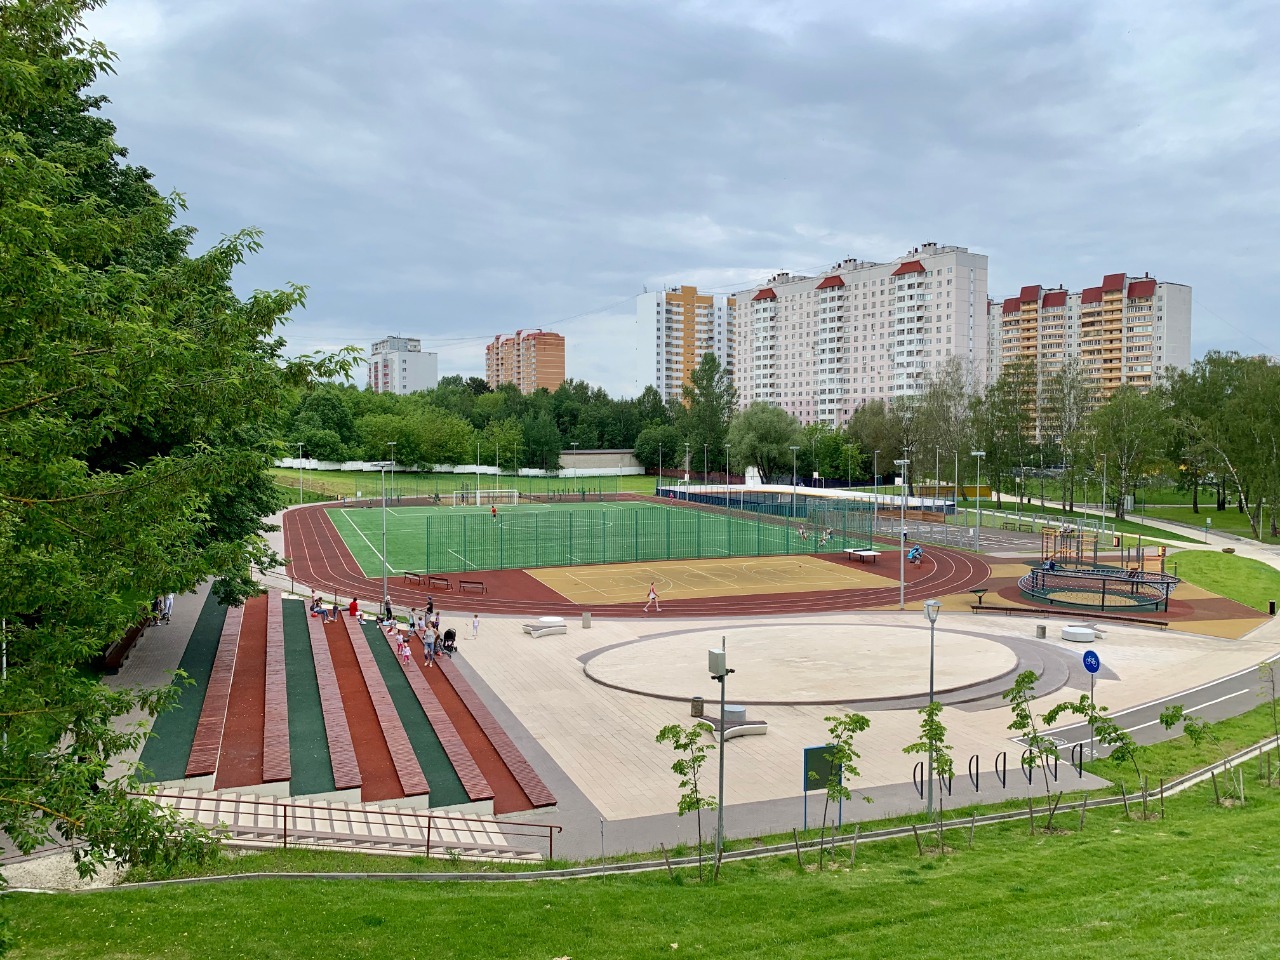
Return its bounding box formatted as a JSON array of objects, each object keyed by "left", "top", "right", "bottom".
[{"left": 1018, "top": 565, "right": 1180, "bottom": 612}]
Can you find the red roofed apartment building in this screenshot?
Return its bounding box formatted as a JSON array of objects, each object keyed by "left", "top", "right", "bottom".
[
  {"left": 733, "top": 242, "right": 990, "bottom": 425},
  {"left": 484, "top": 329, "right": 566, "bottom": 394},
  {"left": 989, "top": 273, "right": 1192, "bottom": 405}
]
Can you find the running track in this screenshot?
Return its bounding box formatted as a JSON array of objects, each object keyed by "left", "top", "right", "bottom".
[{"left": 283, "top": 503, "right": 992, "bottom": 618}]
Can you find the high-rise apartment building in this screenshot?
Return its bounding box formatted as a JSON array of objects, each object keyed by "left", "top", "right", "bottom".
[
  {"left": 638, "top": 286, "right": 736, "bottom": 404},
  {"left": 367, "top": 336, "right": 439, "bottom": 395},
  {"left": 996, "top": 273, "right": 1192, "bottom": 399},
  {"left": 734, "top": 243, "right": 989, "bottom": 425},
  {"left": 485, "top": 329, "right": 566, "bottom": 394}
]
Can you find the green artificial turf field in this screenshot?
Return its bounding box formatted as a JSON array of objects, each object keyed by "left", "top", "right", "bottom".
[{"left": 326, "top": 501, "right": 871, "bottom": 575}]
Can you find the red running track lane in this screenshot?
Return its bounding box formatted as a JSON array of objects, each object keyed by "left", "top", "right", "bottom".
[
  {"left": 215, "top": 593, "right": 267, "bottom": 790},
  {"left": 284, "top": 503, "right": 991, "bottom": 619},
  {"left": 406, "top": 635, "right": 532, "bottom": 815},
  {"left": 323, "top": 616, "right": 403, "bottom": 803}
]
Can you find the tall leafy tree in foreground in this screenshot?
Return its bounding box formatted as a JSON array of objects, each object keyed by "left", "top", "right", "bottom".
[{"left": 0, "top": 0, "right": 351, "bottom": 875}]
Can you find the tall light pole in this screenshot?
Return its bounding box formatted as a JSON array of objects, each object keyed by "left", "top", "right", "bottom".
[
  {"left": 296, "top": 441, "right": 304, "bottom": 506},
  {"left": 873, "top": 449, "right": 881, "bottom": 533},
  {"left": 935, "top": 446, "right": 940, "bottom": 508},
  {"left": 475, "top": 440, "right": 481, "bottom": 506},
  {"left": 372, "top": 461, "right": 393, "bottom": 614},
  {"left": 846, "top": 443, "right": 853, "bottom": 488},
  {"left": 923, "top": 599, "right": 942, "bottom": 817},
  {"left": 495, "top": 442, "right": 500, "bottom": 494},
  {"left": 724, "top": 443, "right": 731, "bottom": 510},
  {"left": 570, "top": 441, "right": 578, "bottom": 478},
  {"left": 895, "top": 458, "right": 910, "bottom": 610},
  {"left": 972, "top": 450, "right": 986, "bottom": 552},
  {"left": 387, "top": 441, "right": 396, "bottom": 504},
  {"left": 684, "top": 441, "right": 691, "bottom": 483},
  {"left": 658, "top": 442, "right": 663, "bottom": 494},
  {"left": 790, "top": 445, "right": 801, "bottom": 519},
  {"left": 710, "top": 637, "right": 734, "bottom": 878},
  {"left": 704, "top": 443, "right": 709, "bottom": 487},
  {"left": 1101, "top": 453, "right": 1108, "bottom": 536}
]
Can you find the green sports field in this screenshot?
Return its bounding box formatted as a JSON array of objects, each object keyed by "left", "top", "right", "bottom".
[{"left": 326, "top": 501, "right": 872, "bottom": 575}]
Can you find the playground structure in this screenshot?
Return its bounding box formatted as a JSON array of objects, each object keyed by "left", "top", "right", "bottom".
[
  {"left": 1040, "top": 527, "right": 1100, "bottom": 567},
  {"left": 1018, "top": 565, "right": 1180, "bottom": 612}
]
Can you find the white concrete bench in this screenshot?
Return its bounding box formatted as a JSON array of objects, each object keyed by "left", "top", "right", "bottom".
[
  {"left": 522, "top": 616, "right": 567, "bottom": 639},
  {"left": 1061, "top": 625, "right": 1095, "bottom": 643}
]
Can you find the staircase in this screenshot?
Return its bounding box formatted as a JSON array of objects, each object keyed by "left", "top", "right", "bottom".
[{"left": 148, "top": 787, "right": 547, "bottom": 862}]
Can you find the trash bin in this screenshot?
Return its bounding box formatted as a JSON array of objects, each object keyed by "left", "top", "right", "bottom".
[
  {"left": 582, "top": 611, "right": 592, "bottom": 629},
  {"left": 1036, "top": 624, "right": 1047, "bottom": 639},
  {"left": 690, "top": 696, "right": 704, "bottom": 718},
  {"left": 1270, "top": 601, "right": 1277, "bottom": 618}
]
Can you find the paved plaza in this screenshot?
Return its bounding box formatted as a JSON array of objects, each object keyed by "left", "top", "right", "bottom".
[{"left": 459, "top": 608, "right": 1280, "bottom": 823}]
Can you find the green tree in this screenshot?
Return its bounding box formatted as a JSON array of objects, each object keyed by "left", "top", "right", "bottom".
[
  {"left": 1003, "top": 671, "right": 1059, "bottom": 827},
  {"left": 0, "top": 0, "right": 353, "bottom": 878},
  {"left": 678, "top": 353, "right": 737, "bottom": 469},
  {"left": 902, "top": 701, "right": 955, "bottom": 848},
  {"left": 810, "top": 712, "right": 871, "bottom": 869},
  {"left": 633, "top": 424, "right": 685, "bottom": 472},
  {"left": 482, "top": 417, "right": 524, "bottom": 472},
  {"left": 725, "top": 403, "right": 800, "bottom": 482},
  {"left": 655, "top": 722, "right": 717, "bottom": 881},
  {"left": 1085, "top": 386, "right": 1169, "bottom": 522},
  {"left": 521, "top": 410, "right": 563, "bottom": 471}
]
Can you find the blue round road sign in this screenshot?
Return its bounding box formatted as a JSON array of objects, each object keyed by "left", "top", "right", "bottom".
[{"left": 1083, "top": 650, "right": 1101, "bottom": 674}]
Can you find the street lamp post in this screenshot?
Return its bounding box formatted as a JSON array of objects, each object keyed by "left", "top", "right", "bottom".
[
  {"left": 371, "top": 460, "right": 393, "bottom": 616},
  {"left": 296, "top": 442, "right": 304, "bottom": 506},
  {"left": 972, "top": 451, "right": 986, "bottom": 552},
  {"left": 873, "top": 449, "right": 881, "bottom": 533},
  {"left": 935, "top": 446, "right": 940, "bottom": 508},
  {"left": 710, "top": 638, "right": 734, "bottom": 878},
  {"left": 658, "top": 443, "right": 663, "bottom": 494},
  {"left": 387, "top": 441, "right": 396, "bottom": 505},
  {"left": 923, "top": 599, "right": 942, "bottom": 817},
  {"left": 724, "top": 444, "right": 730, "bottom": 510},
  {"left": 684, "top": 442, "right": 691, "bottom": 484},
  {"left": 790, "top": 446, "right": 801, "bottom": 519},
  {"left": 895, "top": 459, "right": 909, "bottom": 610},
  {"left": 570, "top": 441, "right": 578, "bottom": 478},
  {"left": 704, "top": 443, "right": 709, "bottom": 487}
]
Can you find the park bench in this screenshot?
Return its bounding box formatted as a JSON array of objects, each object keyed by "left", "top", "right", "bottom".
[
  {"left": 1001, "top": 521, "right": 1017, "bottom": 531},
  {"left": 459, "top": 579, "right": 487, "bottom": 595},
  {"left": 969, "top": 603, "right": 1168, "bottom": 630},
  {"left": 428, "top": 575, "right": 452, "bottom": 591},
  {"left": 523, "top": 616, "right": 566, "bottom": 638},
  {"left": 402, "top": 572, "right": 424, "bottom": 585}
]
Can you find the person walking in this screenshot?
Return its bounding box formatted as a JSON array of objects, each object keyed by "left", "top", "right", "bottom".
[
  {"left": 424, "top": 627, "right": 437, "bottom": 668},
  {"left": 643, "top": 581, "right": 660, "bottom": 613},
  {"left": 471, "top": 613, "right": 480, "bottom": 642},
  {"left": 161, "top": 593, "right": 175, "bottom": 622},
  {"left": 491, "top": 504, "right": 498, "bottom": 522},
  {"left": 426, "top": 596, "right": 434, "bottom": 617}
]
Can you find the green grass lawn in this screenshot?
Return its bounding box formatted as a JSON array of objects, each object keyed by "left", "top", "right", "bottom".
[
  {"left": 952, "top": 500, "right": 1200, "bottom": 544},
  {"left": 13, "top": 780, "right": 1280, "bottom": 959},
  {"left": 1166, "top": 550, "right": 1280, "bottom": 612},
  {"left": 1144, "top": 504, "right": 1280, "bottom": 544},
  {"left": 327, "top": 501, "right": 870, "bottom": 575},
  {"left": 271, "top": 467, "right": 656, "bottom": 500}
]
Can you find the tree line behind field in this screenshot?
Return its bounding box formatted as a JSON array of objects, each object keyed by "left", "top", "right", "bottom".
[{"left": 292, "top": 350, "right": 1280, "bottom": 537}]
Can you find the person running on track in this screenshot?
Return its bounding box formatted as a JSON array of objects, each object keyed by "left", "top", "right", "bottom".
[
  {"left": 492, "top": 504, "right": 498, "bottom": 521},
  {"left": 643, "top": 581, "right": 661, "bottom": 613}
]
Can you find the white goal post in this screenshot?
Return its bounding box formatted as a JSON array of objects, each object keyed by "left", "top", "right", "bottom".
[{"left": 452, "top": 489, "right": 520, "bottom": 507}]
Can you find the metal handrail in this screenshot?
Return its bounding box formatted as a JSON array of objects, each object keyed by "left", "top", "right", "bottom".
[{"left": 134, "top": 791, "right": 563, "bottom": 861}]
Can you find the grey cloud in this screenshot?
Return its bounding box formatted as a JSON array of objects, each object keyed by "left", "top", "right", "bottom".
[{"left": 86, "top": 0, "right": 1280, "bottom": 391}]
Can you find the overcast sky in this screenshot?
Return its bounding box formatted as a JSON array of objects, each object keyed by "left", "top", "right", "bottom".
[{"left": 85, "top": 0, "right": 1280, "bottom": 395}]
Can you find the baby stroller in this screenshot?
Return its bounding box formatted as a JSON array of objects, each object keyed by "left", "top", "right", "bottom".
[{"left": 439, "top": 628, "right": 457, "bottom": 657}]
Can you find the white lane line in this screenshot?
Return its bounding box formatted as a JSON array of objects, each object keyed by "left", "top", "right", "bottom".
[
  {"left": 338, "top": 510, "right": 387, "bottom": 574},
  {"left": 448, "top": 548, "right": 476, "bottom": 570},
  {"left": 1121, "top": 689, "right": 1253, "bottom": 734}
]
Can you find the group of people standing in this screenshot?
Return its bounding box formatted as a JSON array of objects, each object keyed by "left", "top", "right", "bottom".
[{"left": 309, "top": 592, "right": 481, "bottom": 670}]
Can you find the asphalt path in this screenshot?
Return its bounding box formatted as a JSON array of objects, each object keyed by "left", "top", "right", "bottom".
[{"left": 1017, "top": 650, "right": 1280, "bottom": 760}]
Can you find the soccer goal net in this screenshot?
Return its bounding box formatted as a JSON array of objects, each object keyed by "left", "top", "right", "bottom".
[{"left": 451, "top": 489, "right": 520, "bottom": 507}]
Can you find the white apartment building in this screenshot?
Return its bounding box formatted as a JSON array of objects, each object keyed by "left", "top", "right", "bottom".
[
  {"left": 639, "top": 286, "right": 736, "bottom": 403},
  {"left": 367, "top": 336, "right": 439, "bottom": 395},
  {"left": 994, "top": 273, "right": 1192, "bottom": 402},
  {"left": 734, "top": 242, "right": 989, "bottom": 425}
]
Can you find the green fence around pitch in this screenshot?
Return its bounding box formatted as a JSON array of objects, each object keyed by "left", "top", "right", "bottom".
[{"left": 418, "top": 503, "right": 873, "bottom": 574}]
